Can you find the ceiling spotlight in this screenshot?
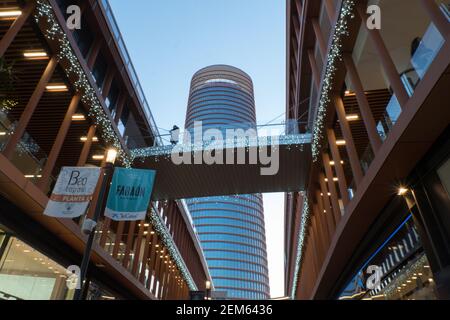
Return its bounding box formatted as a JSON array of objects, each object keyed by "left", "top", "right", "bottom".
[
  {"left": 80, "top": 136, "right": 99, "bottom": 142},
  {"left": 345, "top": 90, "right": 355, "bottom": 96},
  {"left": 72, "top": 114, "right": 86, "bottom": 121},
  {"left": 0, "top": 10, "right": 22, "bottom": 19},
  {"left": 330, "top": 160, "right": 345, "bottom": 166},
  {"left": 46, "top": 84, "right": 68, "bottom": 92},
  {"left": 346, "top": 114, "right": 360, "bottom": 121},
  {"left": 92, "top": 155, "right": 105, "bottom": 161},
  {"left": 23, "top": 51, "right": 48, "bottom": 60}
]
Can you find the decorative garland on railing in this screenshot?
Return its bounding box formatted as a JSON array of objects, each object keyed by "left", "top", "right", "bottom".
[
  {"left": 311, "top": 0, "right": 356, "bottom": 161},
  {"left": 290, "top": 192, "right": 310, "bottom": 299},
  {"left": 34, "top": 0, "right": 197, "bottom": 292},
  {"left": 34, "top": 0, "right": 132, "bottom": 167},
  {"left": 149, "top": 209, "right": 197, "bottom": 291},
  {"left": 132, "top": 133, "right": 311, "bottom": 162}
]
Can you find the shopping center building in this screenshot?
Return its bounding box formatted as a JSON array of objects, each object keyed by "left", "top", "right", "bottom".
[
  {"left": 0, "top": 0, "right": 211, "bottom": 300},
  {"left": 285, "top": 0, "right": 450, "bottom": 300}
]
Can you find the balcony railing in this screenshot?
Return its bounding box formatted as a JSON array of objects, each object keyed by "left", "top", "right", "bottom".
[{"left": 98, "top": 0, "right": 162, "bottom": 146}]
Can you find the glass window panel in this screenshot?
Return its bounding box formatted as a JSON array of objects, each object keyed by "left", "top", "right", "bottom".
[
  {"left": 375, "top": 0, "right": 445, "bottom": 93},
  {"left": 0, "top": 236, "right": 72, "bottom": 300}
]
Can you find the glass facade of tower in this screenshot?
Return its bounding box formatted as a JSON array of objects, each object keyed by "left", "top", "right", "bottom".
[{"left": 185, "top": 65, "right": 270, "bottom": 300}]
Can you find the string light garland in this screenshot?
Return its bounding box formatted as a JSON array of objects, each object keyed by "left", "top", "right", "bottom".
[
  {"left": 34, "top": 0, "right": 132, "bottom": 167},
  {"left": 132, "top": 133, "right": 311, "bottom": 160},
  {"left": 0, "top": 98, "right": 18, "bottom": 112},
  {"left": 149, "top": 207, "right": 197, "bottom": 290},
  {"left": 290, "top": 2, "right": 356, "bottom": 296},
  {"left": 34, "top": 0, "right": 197, "bottom": 290},
  {"left": 311, "top": 0, "right": 356, "bottom": 161},
  {"left": 290, "top": 192, "right": 310, "bottom": 299}
]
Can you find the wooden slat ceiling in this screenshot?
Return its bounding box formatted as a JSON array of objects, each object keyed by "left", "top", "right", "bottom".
[
  {"left": 330, "top": 89, "right": 392, "bottom": 186},
  {"left": 1, "top": 5, "right": 107, "bottom": 181}
]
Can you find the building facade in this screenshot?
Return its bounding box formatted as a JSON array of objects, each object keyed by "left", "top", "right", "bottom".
[
  {"left": 184, "top": 65, "right": 270, "bottom": 300},
  {"left": 285, "top": 0, "right": 450, "bottom": 300},
  {"left": 0, "top": 0, "right": 210, "bottom": 300}
]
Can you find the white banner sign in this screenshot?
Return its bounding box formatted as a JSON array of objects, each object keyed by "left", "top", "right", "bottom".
[{"left": 44, "top": 167, "right": 101, "bottom": 219}]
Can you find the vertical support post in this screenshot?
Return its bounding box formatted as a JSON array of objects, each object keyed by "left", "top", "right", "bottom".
[
  {"left": 101, "top": 67, "right": 115, "bottom": 98},
  {"left": 309, "top": 227, "right": 320, "bottom": 280},
  {"left": 0, "top": 1, "right": 36, "bottom": 57},
  {"left": 131, "top": 220, "right": 146, "bottom": 276},
  {"left": 99, "top": 217, "right": 112, "bottom": 248},
  {"left": 112, "top": 221, "right": 125, "bottom": 259},
  {"left": 312, "top": 19, "right": 327, "bottom": 61},
  {"left": 312, "top": 214, "right": 324, "bottom": 265},
  {"left": 139, "top": 224, "right": 153, "bottom": 283},
  {"left": 308, "top": 50, "right": 321, "bottom": 90},
  {"left": 3, "top": 56, "right": 58, "bottom": 159},
  {"left": 154, "top": 247, "right": 165, "bottom": 297},
  {"left": 314, "top": 202, "right": 329, "bottom": 248},
  {"left": 315, "top": 192, "right": 330, "bottom": 246},
  {"left": 305, "top": 238, "right": 317, "bottom": 287},
  {"left": 295, "top": 0, "right": 302, "bottom": 17},
  {"left": 114, "top": 93, "right": 127, "bottom": 124},
  {"left": 343, "top": 54, "right": 382, "bottom": 152},
  {"left": 87, "top": 37, "right": 102, "bottom": 69},
  {"left": 323, "top": 0, "right": 336, "bottom": 23},
  {"left": 122, "top": 221, "right": 136, "bottom": 269},
  {"left": 327, "top": 129, "right": 349, "bottom": 206},
  {"left": 357, "top": 6, "right": 409, "bottom": 108},
  {"left": 147, "top": 233, "right": 158, "bottom": 287},
  {"left": 319, "top": 174, "right": 336, "bottom": 237},
  {"left": 334, "top": 96, "right": 364, "bottom": 185},
  {"left": 38, "top": 94, "right": 81, "bottom": 191},
  {"left": 420, "top": 0, "right": 450, "bottom": 39},
  {"left": 323, "top": 153, "right": 342, "bottom": 225},
  {"left": 77, "top": 125, "right": 96, "bottom": 166}
]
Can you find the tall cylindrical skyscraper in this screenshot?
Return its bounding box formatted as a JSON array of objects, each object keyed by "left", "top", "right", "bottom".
[{"left": 185, "top": 65, "right": 270, "bottom": 300}]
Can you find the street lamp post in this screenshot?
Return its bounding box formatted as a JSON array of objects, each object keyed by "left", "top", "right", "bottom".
[
  {"left": 73, "top": 148, "right": 117, "bottom": 300},
  {"left": 205, "top": 280, "right": 212, "bottom": 300}
]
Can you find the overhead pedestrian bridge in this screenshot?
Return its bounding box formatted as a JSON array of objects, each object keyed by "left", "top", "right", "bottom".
[{"left": 132, "top": 132, "right": 312, "bottom": 201}]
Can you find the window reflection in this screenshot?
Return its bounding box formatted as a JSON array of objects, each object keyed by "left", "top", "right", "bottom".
[
  {"left": 350, "top": 0, "right": 447, "bottom": 145},
  {"left": 374, "top": 0, "right": 445, "bottom": 93},
  {"left": 0, "top": 229, "right": 73, "bottom": 300},
  {"left": 338, "top": 216, "right": 438, "bottom": 300}
]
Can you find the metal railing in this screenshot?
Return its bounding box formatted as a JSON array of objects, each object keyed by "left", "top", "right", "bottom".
[
  {"left": 97, "top": 0, "right": 163, "bottom": 146},
  {"left": 152, "top": 119, "right": 308, "bottom": 147}
]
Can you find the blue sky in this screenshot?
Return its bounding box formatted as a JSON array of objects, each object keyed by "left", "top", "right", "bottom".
[{"left": 109, "top": 0, "right": 286, "bottom": 298}]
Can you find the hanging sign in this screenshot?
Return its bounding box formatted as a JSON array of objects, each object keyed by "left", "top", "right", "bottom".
[
  {"left": 44, "top": 167, "right": 101, "bottom": 218},
  {"left": 105, "top": 168, "right": 156, "bottom": 221}
]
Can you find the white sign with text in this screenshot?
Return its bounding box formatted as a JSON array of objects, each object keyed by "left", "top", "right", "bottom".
[{"left": 44, "top": 167, "right": 101, "bottom": 219}]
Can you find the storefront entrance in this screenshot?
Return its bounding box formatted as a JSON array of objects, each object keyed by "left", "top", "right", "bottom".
[{"left": 0, "top": 225, "right": 74, "bottom": 300}]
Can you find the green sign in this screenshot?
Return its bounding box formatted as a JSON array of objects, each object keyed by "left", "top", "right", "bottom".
[{"left": 105, "top": 168, "right": 156, "bottom": 221}]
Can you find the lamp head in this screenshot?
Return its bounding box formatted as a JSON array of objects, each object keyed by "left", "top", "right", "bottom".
[{"left": 106, "top": 148, "right": 117, "bottom": 164}]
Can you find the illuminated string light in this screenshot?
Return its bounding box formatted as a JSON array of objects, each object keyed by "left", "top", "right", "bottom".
[
  {"left": 290, "top": 192, "right": 310, "bottom": 299},
  {"left": 34, "top": 0, "right": 132, "bottom": 167},
  {"left": 291, "top": 2, "right": 356, "bottom": 298},
  {"left": 33, "top": 0, "right": 198, "bottom": 289},
  {"left": 132, "top": 134, "right": 310, "bottom": 160},
  {"left": 149, "top": 207, "right": 197, "bottom": 290},
  {"left": 311, "top": 0, "right": 356, "bottom": 162}
]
